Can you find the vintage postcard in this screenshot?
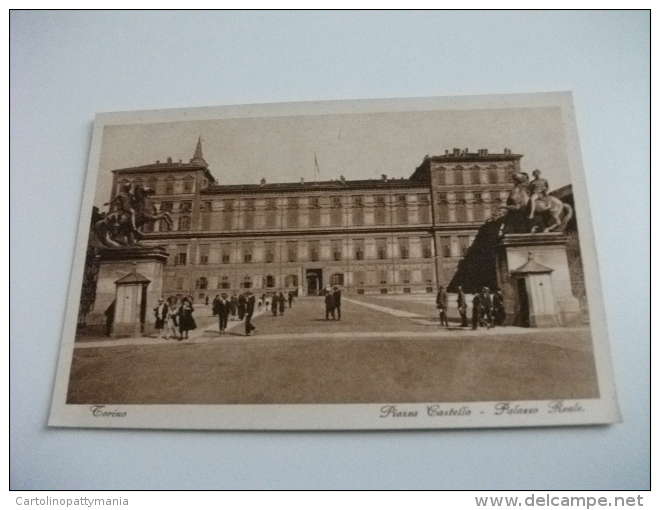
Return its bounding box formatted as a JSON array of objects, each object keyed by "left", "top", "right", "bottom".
[{"left": 48, "top": 93, "right": 620, "bottom": 430}]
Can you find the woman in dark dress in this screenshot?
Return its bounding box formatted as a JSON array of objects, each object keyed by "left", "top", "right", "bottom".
[{"left": 178, "top": 298, "right": 197, "bottom": 340}]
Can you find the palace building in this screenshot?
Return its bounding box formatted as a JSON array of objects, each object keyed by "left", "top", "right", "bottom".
[{"left": 109, "top": 139, "right": 522, "bottom": 301}]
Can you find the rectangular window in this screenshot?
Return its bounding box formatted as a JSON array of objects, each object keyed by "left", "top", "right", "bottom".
[
  {"left": 421, "top": 237, "right": 433, "bottom": 259},
  {"left": 441, "top": 237, "right": 452, "bottom": 258},
  {"left": 264, "top": 242, "right": 275, "bottom": 263},
  {"left": 221, "top": 244, "right": 231, "bottom": 264},
  {"left": 287, "top": 198, "right": 299, "bottom": 228},
  {"left": 418, "top": 194, "right": 430, "bottom": 223},
  {"left": 309, "top": 197, "right": 321, "bottom": 227},
  {"left": 287, "top": 240, "right": 298, "bottom": 262},
  {"left": 398, "top": 237, "right": 409, "bottom": 259},
  {"left": 353, "top": 270, "right": 366, "bottom": 285},
  {"left": 176, "top": 245, "right": 187, "bottom": 266},
  {"left": 332, "top": 239, "right": 342, "bottom": 261},
  {"left": 198, "top": 244, "right": 209, "bottom": 265},
  {"left": 179, "top": 201, "right": 192, "bottom": 213},
  {"left": 353, "top": 238, "right": 365, "bottom": 260},
  {"left": 309, "top": 240, "right": 320, "bottom": 262},
  {"left": 331, "top": 196, "right": 342, "bottom": 226},
  {"left": 400, "top": 269, "right": 411, "bottom": 284},
  {"left": 379, "top": 269, "right": 388, "bottom": 285},
  {"left": 374, "top": 196, "right": 386, "bottom": 224},
  {"left": 376, "top": 238, "right": 387, "bottom": 260},
  {"left": 242, "top": 242, "right": 253, "bottom": 263},
  {"left": 351, "top": 196, "right": 364, "bottom": 226}
]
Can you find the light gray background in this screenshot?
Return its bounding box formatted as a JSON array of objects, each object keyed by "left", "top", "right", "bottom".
[{"left": 10, "top": 10, "right": 649, "bottom": 489}]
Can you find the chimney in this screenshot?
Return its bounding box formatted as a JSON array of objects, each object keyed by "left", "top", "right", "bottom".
[
  {"left": 300, "top": 177, "right": 305, "bottom": 185},
  {"left": 444, "top": 149, "right": 449, "bottom": 156},
  {"left": 155, "top": 160, "right": 160, "bottom": 164},
  {"left": 464, "top": 148, "right": 469, "bottom": 155},
  {"left": 167, "top": 157, "right": 172, "bottom": 164},
  {"left": 340, "top": 175, "right": 346, "bottom": 183},
  {"left": 260, "top": 178, "right": 266, "bottom": 186},
  {"left": 381, "top": 174, "right": 388, "bottom": 181}
]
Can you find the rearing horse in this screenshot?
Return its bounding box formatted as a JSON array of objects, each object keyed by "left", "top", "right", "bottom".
[{"left": 507, "top": 172, "right": 573, "bottom": 233}]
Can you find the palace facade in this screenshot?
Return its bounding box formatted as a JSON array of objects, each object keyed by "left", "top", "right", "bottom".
[{"left": 109, "top": 140, "right": 522, "bottom": 301}]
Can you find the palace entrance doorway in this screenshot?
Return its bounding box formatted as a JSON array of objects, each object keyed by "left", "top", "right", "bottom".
[{"left": 306, "top": 269, "right": 323, "bottom": 296}]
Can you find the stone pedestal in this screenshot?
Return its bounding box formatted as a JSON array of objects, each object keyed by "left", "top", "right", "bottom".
[
  {"left": 85, "top": 246, "right": 169, "bottom": 337},
  {"left": 496, "top": 233, "right": 581, "bottom": 327}
]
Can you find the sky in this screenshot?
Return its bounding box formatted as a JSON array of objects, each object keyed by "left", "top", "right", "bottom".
[{"left": 94, "top": 106, "right": 570, "bottom": 206}]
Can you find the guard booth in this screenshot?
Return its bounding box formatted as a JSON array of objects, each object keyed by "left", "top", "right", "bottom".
[{"left": 111, "top": 269, "right": 151, "bottom": 337}]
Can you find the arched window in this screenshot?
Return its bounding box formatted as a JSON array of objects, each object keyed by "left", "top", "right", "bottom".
[
  {"left": 178, "top": 216, "right": 191, "bottom": 231},
  {"left": 195, "top": 277, "right": 208, "bottom": 290},
  {"left": 264, "top": 275, "right": 275, "bottom": 288},
  {"left": 242, "top": 275, "right": 252, "bottom": 289},
  {"left": 160, "top": 219, "right": 171, "bottom": 232},
  {"left": 330, "top": 273, "right": 344, "bottom": 286},
  {"left": 285, "top": 274, "right": 298, "bottom": 287}
]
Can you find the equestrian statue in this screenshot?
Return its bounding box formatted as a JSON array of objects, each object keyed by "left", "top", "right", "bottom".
[
  {"left": 499, "top": 169, "right": 573, "bottom": 234},
  {"left": 93, "top": 182, "right": 173, "bottom": 247}
]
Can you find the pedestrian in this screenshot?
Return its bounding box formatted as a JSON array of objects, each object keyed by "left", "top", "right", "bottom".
[
  {"left": 229, "top": 294, "right": 238, "bottom": 320},
  {"left": 205, "top": 296, "right": 209, "bottom": 306},
  {"left": 278, "top": 291, "right": 286, "bottom": 315},
  {"left": 333, "top": 286, "right": 342, "bottom": 320},
  {"left": 238, "top": 293, "right": 247, "bottom": 321},
  {"left": 245, "top": 291, "right": 256, "bottom": 336},
  {"left": 457, "top": 286, "right": 468, "bottom": 327},
  {"left": 288, "top": 291, "right": 294, "bottom": 308},
  {"left": 436, "top": 285, "right": 449, "bottom": 327},
  {"left": 153, "top": 298, "right": 169, "bottom": 339},
  {"left": 178, "top": 297, "right": 197, "bottom": 340},
  {"left": 166, "top": 297, "right": 180, "bottom": 340},
  {"left": 471, "top": 293, "right": 481, "bottom": 330},
  {"left": 325, "top": 287, "right": 336, "bottom": 320},
  {"left": 480, "top": 287, "right": 493, "bottom": 329},
  {"left": 271, "top": 292, "right": 279, "bottom": 316},
  {"left": 212, "top": 294, "right": 220, "bottom": 316},
  {"left": 493, "top": 289, "right": 505, "bottom": 326},
  {"left": 216, "top": 293, "right": 229, "bottom": 335}
]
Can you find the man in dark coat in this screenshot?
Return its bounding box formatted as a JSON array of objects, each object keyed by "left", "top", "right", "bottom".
[
  {"left": 471, "top": 293, "right": 481, "bottom": 330},
  {"left": 271, "top": 292, "right": 279, "bottom": 316},
  {"left": 457, "top": 286, "right": 468, "bottom": 327},
  {"left": 216, "top": 293, "right": 229, "bottom": 335},
  {"left": 333, "top": 286, "right": 342, "bottom": 320},
  {"left": 278, "top": 291, "right": 286, "bottom": 315},
  {"left": 493, "top": 289, "right": 505, "bottom": 326},
  {"left": 288, "top": 291, "right": 294, "bottom": 308},
  {"left": 325, "top": 289, "right": 336, "bottom": 320},
  {"left": 212, "top": 295, "right": 220, "bottom": 316},
  {"left": 479, "top": 287, "right": 493, "bottom": 329},
  {"left": 244, "top": 291, "right": 256, "bottom": 336},
  {"left": 436, "top": 285, "right": 449, "bottom": 327},
  {"left": 237, "top": 293, "right": 247, "bottom": 321},
  {"left": 229, "top": 294, "right": 238, "bottom": 320}
]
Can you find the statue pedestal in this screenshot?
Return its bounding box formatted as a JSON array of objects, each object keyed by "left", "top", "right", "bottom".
[
  {"left": 85, "top": 246, "right": 169, "bottom": 337},
  {"left": 496, "top": 233, "right": 581, "bottom": 327}
]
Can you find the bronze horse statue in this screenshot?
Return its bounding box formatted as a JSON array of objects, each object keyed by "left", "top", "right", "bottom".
[
  {"left": 94, "top": 185, "right": 173, "bottom": 247},
  {"left": 503, "top": 171, "right": 573, "bottom": 233}
]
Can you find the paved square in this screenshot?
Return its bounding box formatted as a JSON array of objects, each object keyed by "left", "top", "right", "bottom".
[{"left": 68, "top": 296, "right": 598, "bottom": 404}]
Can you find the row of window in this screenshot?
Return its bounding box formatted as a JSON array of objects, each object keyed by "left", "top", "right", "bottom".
[
  {"left": 118, "top": 176, "right": 196, "bottom": 195},
  {"left": 434, "top": 165, "right": 511, "bottom": 186},
  {"left": 172, "top": 267, "right": 436, "bottom": 292},
  {"left": 169, "top": 236, "right": 473, "bottom": 266}
]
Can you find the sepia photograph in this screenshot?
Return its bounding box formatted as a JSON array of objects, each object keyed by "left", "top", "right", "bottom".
[{"left": 48, "top": 93, "right": 619, "bottom": 430}]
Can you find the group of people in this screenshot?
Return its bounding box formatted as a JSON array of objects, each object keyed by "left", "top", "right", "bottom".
[
  {"left": 436, "top": 285, "right": 506, "bottom": 330},
  {"left": 210, "top": 290, "right": 296, "bottom": 336},
  {"left": 153, "top": 296, "right": 197, "bottom": 340},
  {"left": 212, "top": 291, "right": 257, "bottom": 336},
  {"left": 324, "top": 286, "right": 342, "bottom": 320}
]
